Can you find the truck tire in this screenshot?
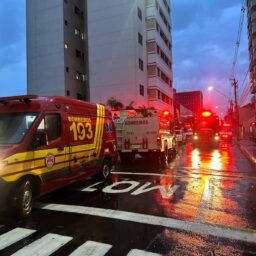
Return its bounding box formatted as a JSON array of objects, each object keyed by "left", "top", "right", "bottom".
[
  {"left": 15, "top": 179, "right": 34, "bottom": 218},
  {"left": 101, "top": 159, "right": 111, "bottom": 179}
]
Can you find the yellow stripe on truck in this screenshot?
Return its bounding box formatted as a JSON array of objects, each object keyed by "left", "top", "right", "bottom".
[{"left": 3, "top": 162, "right": 68, "bottom": 182}]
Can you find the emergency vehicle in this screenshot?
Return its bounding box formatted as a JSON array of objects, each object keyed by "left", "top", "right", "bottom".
[
  {"left": 114, "top": 109, "right": 177, "bottom": 164},
  {"left": 220, "top": 121, "right": 233, "bottom": 142},
  {"left": 0, "top": 95, "right": 117, "bottom": 217},
  {"left": 192, "top": 110, "right": 220, "bottom": 148}
]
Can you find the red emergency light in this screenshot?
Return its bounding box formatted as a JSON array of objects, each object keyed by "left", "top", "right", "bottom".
[
  {"left": 223, "top": 123, "right": 231, "bottom": 127},
  {"left": 163, "top": 111, "right": 170, "bottom": 116},
  {"left": 201, "top": 111, "right": 212, "bottom": 117}
]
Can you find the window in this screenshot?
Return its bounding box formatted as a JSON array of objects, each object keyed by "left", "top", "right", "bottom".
[
  {"left": 76, "top": 71, "right": 81, "bottom": 80},
  {"left": 64, "top": 43, "right": 68, "bottom": 49},
  {"left": 66, "top": 90, "right": 70, "bottom": 96},
  {"left": 74, "top": 6, "right": 80, "bottom": 15},
  {"left": 76, "top": 49, "right": 81, "bottom": 58},
  {"left": 34, "top": 114, "right": 61, "bottom": 147},
  {"left": 75, "top": 28, "right": 80, "bottom": 36},
  {"left": 65, "top": 67, "right": 69, "bottom": 72},
  {"left": 139, "top": 84, "right": 144, "bottom": 96},
  {"left": 139, "top": 58, "right": 143, "bottom": 71},
  {"left": 77, "top": 93, "right": 82, "bottom": 100},
  {"left": 138, "top": 33, "right": 143, "bottom": 46},
  {"left": 64, "top": 0, "right": 68, "bottom": 3},
  {"left": 64, "top": 20, "right": 68, "bottom": 26},
  {"left": 0, "top": 113, "right": 37, "bottom": 144},
  {"left": 138, "top": 7, "right": 142, "bottom": 20}
]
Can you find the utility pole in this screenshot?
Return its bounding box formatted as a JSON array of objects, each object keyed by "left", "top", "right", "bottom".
[{"left": 232, "top": 78, "right": 240, "bottom": 140}]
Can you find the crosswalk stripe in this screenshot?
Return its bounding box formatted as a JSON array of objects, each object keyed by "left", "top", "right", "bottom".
[
  {"left": 69, "top": 240, "right": 112, "bottom": 256},
  {"left": 0, "top": 228, "right": 36, "bottom": 250},
  {"left": 12, "top": 233, "right": 73, "bottom": 256},
  {"left": 38, "top": 203, "right": 256, "bottom": 244},
  {"left": 127, "top": 249, "right": 161, "bottom": 256}
]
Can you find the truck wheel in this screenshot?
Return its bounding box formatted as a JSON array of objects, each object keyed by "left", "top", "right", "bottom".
[
  {"left": 15, "top": 179, "right": 34, "bottom": 218},
  {"left": 101, "top": 159, "right": 111, "bottom": 179}
]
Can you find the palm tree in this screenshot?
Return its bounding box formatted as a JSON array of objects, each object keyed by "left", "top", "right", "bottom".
[{"left": 106, "top": 97, "right": 123, "bottom": 111}]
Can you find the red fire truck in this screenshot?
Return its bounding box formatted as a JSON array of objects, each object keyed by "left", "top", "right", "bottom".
[
  {"left": 114, "top": 109, "right": 177, "bottom": 164},
  {"left": 192, "top": 110, "right": 220, "bottom": 148},
  {"left": 220, "top": 121, "right": 233, "bottom": 142}
]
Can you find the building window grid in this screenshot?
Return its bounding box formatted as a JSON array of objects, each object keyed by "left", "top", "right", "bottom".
[
  {"left": 148, "top": 64, "right": 172, "bottom": 87},
  {"left": 152, "top": 20, "right": 171, "bottom": 50}
]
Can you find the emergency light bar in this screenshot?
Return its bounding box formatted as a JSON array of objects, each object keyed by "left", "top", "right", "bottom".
[{"left": 201, "top": 111, "right": 212, "bottom": 117}]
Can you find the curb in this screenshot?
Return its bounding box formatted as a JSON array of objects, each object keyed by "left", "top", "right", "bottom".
[{"left": 237, "top": 142, "right": 256, "bottom": 166}]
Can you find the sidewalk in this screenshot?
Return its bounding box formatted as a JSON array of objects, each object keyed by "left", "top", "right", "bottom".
[{"left": 237, "top": 139, "right": 256, "bottom": 166}]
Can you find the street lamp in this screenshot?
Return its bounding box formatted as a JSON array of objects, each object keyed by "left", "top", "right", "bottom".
[{"left": 207, "top": 86, "right": 230, "bottom": 100}]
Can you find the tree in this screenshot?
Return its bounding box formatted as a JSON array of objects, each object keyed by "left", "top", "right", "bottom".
[{"left": 106, "top": 97, "right": 123, "bottom": 111}]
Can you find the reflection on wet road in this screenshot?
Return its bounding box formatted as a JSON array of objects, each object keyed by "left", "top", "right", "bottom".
[{"left": 0, "top": 142, "right": 256, "bottom": 255}]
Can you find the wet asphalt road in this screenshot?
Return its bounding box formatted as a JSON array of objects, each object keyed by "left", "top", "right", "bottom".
[{"left": 0, "top": 141, "right": 256, "bottom": 255}]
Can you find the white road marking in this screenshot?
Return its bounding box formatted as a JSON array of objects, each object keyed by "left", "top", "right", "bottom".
[
  {"left": 12, "top": 233, "right": 72, "bottom": 256},
  {"left": 127, "top": 249, "right": 161, "bottom": 256},
  {"left": 131, "top": 182, "right": 180, "bottom": 199},
  {"left": 69, "top": 240, "right": 112, "bottom": 256},
  {"left": 111, "top": 171, "right": 188, "bottom": 178},
  {"left": 37, "top": 203, "right": 256, "bottom": 244},
  {"left": 112, "top": 170, "right": 255, "bottom": 180},
  {"left": 80, "top": 181, "right": 105, "bottom": 192},
  {"left": 0, "top": 228, "right": 36, "bottom": 250}
]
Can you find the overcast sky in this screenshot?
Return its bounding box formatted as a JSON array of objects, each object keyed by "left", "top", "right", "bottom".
[{"left": 0, "top": 0, "right": 250, "bottom": 114}]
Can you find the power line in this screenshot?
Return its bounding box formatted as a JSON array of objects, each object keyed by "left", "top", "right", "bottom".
[
  {"left": 230, "top": 0, "right": 246, "bottom": 80},
  {"left": 238, "top": 68, "right": 249, "bottom": 95}
]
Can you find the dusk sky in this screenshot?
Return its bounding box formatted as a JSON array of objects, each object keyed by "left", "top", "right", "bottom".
[{"left": 0, "top": 0, "right": 250, "bottom": 116}]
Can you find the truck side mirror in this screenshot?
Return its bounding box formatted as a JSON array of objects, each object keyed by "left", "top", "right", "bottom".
[{"left": 29, "top": 131, "right": 48, "bottom": 150}]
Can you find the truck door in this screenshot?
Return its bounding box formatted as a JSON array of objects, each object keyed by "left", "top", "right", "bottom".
[{"left": 30, "top": 113, "right": 69, "bottom": 184}]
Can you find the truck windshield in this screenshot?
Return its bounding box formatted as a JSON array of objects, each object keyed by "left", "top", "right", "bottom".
[{"left": 0, "top": 113, "right": 37, "bottom": 144}]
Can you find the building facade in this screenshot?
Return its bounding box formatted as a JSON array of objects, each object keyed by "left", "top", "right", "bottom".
[
  {"left": 27, "top": 0, "right": 89, "bottom": 100},
  {"left": 27, "top": 0, "right": 173, "bottom": 115},
  {"left": 174, "top": 91, "right": 203, "bottom": 114},
  {"left": 247, "top": 0, "right": 256, "bottom": 95}
]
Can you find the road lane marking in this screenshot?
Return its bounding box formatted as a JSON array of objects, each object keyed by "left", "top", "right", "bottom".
[
  {"left": 69, "top": 240, "right": 112, "bottom": 256},
  {"left": 127, "top": 249, "right": 161, "bottom": 256},
  {"left": 12, "top": 233, "right": 72, "bottom": 256},
  {"left": 37, "top": 203, "right": 256, "bottom": 244},
  {"left": 111, "top": 171, "right": 190, "bottom": 178},
  {"left": 112, "top": 170, "right": 256, "bottom": 180},
  {"left": 0, "top": 228, "right": 36, "bottom": 250}
]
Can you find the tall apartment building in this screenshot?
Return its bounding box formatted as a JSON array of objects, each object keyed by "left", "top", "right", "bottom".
[
  {"left": 27, "top": 0, "right": 173, "bottom": 114},
  {"left": 247, "top": 0, "right": 256, "bottom": 95},
  {"left": 27, "top": 0, "right": 89, "bottom": 100}
]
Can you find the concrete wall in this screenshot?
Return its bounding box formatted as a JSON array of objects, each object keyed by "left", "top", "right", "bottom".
[
  {"left": 87, "top": 0, "right": 148, "bottom": 107},
  {"left": 27, "top": 0, "right": 65, "bottom": 96}
]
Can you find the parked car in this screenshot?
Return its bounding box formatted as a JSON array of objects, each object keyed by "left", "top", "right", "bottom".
[{"left": 185, "top": 128, "right": 193, "bottom": 141}]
